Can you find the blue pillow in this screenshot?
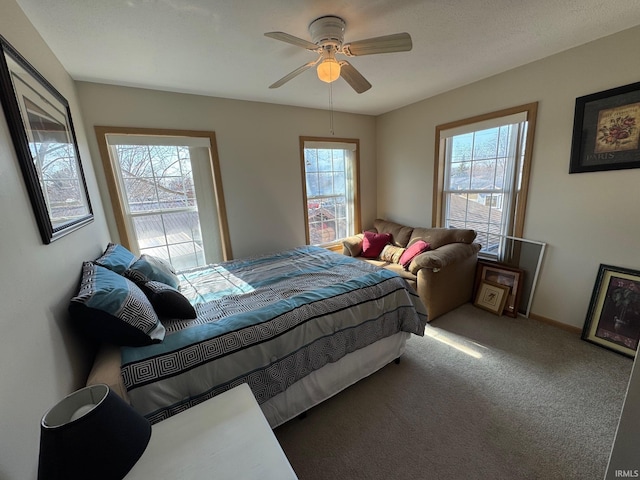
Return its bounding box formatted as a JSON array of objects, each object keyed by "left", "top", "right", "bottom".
[
  {"left": 94, "top": 243, "right": 136, "bottom": 275},
  {"left": 69, "top": 263, "right": 165, "bottom": 346},
  {"left": 124, "top": 254, "right": 180, "bottom": 289}
]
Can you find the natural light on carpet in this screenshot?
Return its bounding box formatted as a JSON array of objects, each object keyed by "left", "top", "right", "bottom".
[{"left": 423, "top": 328, "right": 484, "bottom": 358}]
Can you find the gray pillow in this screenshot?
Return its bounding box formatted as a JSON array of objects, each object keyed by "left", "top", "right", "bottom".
[{"left": 124, "top": 254, "right": 180, "bottom": 289}]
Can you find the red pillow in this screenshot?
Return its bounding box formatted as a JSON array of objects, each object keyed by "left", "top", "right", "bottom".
[
  {"left": 361, "top": 231, "right": 392, "bottom": 259},
  {"left": 399, "top": 240, "right": 430, "bottom": 269}
]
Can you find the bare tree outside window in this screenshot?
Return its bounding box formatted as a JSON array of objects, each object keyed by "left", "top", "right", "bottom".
[
  {"left": 111, "top": 144, "right": 204, "bottom": 270},
  {"left": 31, "top": 139, "right": 88, "bottom": 225}
]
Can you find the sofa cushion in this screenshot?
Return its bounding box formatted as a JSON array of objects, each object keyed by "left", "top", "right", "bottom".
[
  {"left": 408, "top": 227, "right": 477, "bottom": 250},
  {"left": 373, "top": 219, "right": 414, "bottom": 247},
  {"left": 362, "top": 231, "right": 392, "bottom": 258},
  {"left": 353, "top": 257, "right": 417, "bottom": 283},
  {"left": 382, "top": 262, "right": 418, "bottom": 283}
]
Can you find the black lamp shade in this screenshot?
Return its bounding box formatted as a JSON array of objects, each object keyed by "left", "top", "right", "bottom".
[{"left": 38, "top": 384, "right": 151, "bottom": 480}]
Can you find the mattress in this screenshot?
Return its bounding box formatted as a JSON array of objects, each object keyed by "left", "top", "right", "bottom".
[{"left": 88, "top": 331, "right": 410, "bottom": 428}]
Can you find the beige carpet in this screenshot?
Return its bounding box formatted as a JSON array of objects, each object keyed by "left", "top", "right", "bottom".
[{"left": 274, "top": 303, "right": 633, "bottom": 480}]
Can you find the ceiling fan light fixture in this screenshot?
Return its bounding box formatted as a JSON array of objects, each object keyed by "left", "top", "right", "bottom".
[
  {"left": 265, "top": 14, "right": 411, "bottom": 92},
  {"left": 317, "top": 57, "right": 341, "bottom": 83}
]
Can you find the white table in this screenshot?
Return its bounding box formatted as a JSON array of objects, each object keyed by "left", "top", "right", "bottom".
[{"left": 125, "top": 384, "right": 298, "bottom": 479}]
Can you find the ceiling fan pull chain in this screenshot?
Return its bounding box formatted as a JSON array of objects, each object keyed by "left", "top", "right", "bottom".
[{"left": 329, "top": 81, "right": 335, "bottom": 135}]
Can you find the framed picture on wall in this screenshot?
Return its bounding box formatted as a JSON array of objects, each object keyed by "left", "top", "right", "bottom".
[
  {"left": 569, "top": 81, "right": 640, "bottom": 174},
  {"left": 0, "top": 35, "right": 93, "bottom": 244},
  {"left": 582, "top": 264, "right": 640, "bottom": 358}
]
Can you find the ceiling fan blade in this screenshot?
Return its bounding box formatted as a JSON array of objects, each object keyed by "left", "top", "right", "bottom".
[
  {"left": 264, "top": 32, "right": 319, "bottom": 51},
  {"left": 342, "top": 32, "right": 412, "bottom": 56},
  {"left": 338, "top": 61, "right": 371, "bottom": 94},
  {"left": 269, "top": 59, "right": 320, "bottom": 89}
]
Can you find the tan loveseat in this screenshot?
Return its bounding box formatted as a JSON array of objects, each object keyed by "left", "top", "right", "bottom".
[{"left": 342, "top": 219, "right": 482, "bottom": 321}]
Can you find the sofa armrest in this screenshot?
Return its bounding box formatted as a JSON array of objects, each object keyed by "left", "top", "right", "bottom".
[
  {"left": 342, "top": 233, "right": 364, "bottom": 257},
  {"left": 409, "top": 242, "right": 481, "bottom": 274}
]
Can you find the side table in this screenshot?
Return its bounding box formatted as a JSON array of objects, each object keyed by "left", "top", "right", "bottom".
[{"left": 124, "top": 383, "right": 298, "bottom": 479}]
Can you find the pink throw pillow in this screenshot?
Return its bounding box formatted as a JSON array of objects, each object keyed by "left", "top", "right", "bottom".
[
  {"left": 361, "top": 231, "right": 392, "bottom": 259},
  {"left": 399, "top": 240, "right": 430, "bottom": 269}
]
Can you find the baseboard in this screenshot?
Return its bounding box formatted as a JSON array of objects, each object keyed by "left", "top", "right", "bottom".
[{"left": 528, "top": 312, "right": 582, "bottom": 334}]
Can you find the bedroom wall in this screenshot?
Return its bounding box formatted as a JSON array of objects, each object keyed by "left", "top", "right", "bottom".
[
  {"left": 376, "top": 24, "right": 640, "bottom": 476},
  {"left": 75, "top": 83, "right": 377, "bottom": 260},
  {"left": 0, "top": 2, "right": 112, "bottom": 479},
  {"left": 376, "top": 24, "right": 640, "bottom": 330}
]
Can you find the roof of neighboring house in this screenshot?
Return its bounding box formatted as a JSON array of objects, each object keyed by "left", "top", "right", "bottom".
[
  {"left": 308, "top": 207, "right": 336, "bottom": 221},
  {"left": 448, "top": 193, "right": 504, "bottom": 240}
]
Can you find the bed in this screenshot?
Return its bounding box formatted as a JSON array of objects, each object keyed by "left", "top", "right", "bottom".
[{"left": 87, "top": 245, "right": 427, "bottom": 427}]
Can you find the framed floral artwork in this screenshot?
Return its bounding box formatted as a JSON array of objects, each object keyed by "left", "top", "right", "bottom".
[{"left": 569, "top": 81, "right": 640, "bottom": 173}]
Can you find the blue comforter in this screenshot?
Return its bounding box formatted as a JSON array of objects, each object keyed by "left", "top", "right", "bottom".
[{"left": 121, "top": 246, "right": 427, "bottom": 423}]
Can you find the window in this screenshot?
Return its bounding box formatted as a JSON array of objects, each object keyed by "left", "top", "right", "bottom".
[
  {"left": 95, "top": 127, "right": 231, "bottom": 270},
  {"left": 433, "top": 103, "right": 537, "bottom": 259},
  {"left": 300, "top": 137, "right": 361, "bottom": 246}
]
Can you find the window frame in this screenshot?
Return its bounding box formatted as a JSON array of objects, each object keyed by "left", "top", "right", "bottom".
[
  {"left": 95, "top": 126, "right": 232, "bottom": 262},
  {"left": 299, "top": 136, "right": 361, "bottom": 249},
  {"left": 433, "top": 103, "right": 538, "bottom": 256}
]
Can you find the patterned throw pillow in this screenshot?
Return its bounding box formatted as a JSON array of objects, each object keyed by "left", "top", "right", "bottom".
[
  {"left": 69, "top": 262, "right": 165, "bottom": 346},
  {"left": 94, "top": 243, "right": 136, "bottom": 275},
  {"left": 124, "top": 254, "right": 180, "bottom": 289},
  {"left": 379, "top": 245, "right": 406, "bottom": 263}
]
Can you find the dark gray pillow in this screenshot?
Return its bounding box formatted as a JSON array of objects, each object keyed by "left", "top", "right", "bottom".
[{"left": 142, "top": 281, "right": 197, "bottom": 319}]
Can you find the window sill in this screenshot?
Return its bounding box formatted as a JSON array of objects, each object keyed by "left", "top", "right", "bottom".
[{"left": 315, "top": 243, "right": 343, "bottom": 253}]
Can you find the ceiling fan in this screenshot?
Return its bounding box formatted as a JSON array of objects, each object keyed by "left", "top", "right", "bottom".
[{"left": 264, "top": 15, "right": 412, "bottom": 94}]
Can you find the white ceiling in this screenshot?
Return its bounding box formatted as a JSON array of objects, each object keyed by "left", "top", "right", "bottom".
[{"left": 14, "top": 0, "right": 640, "bottom": 116}]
